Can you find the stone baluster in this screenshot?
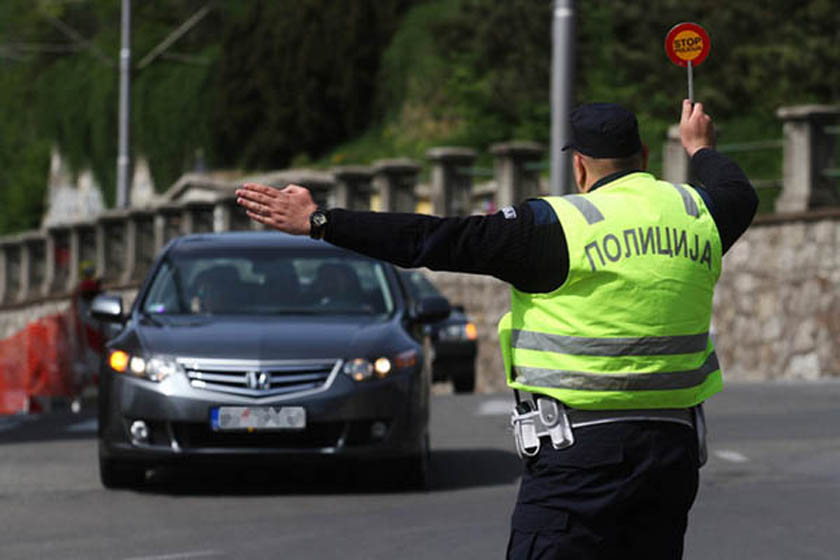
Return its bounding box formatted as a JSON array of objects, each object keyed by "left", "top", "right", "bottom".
[
  {"left": 0, "top": 237, "right": 13, "bottom": 303},
  {"left": 372, "top": 159, "right": 421, "bottom": 213},
  {"left": 776, "top": 105, "right": 840, "bottom": 212},
  {"left": 18, "top": 233, "right": 48, "bottom": 301},
  {"left": 154, "top": 204, "right": 185, "bottom": 252},
  {"left": 183, "top": 200, "right": 216, "bottom": 234},
  {"left": 125, "top": 208, "right": 155, "bottom": 283},
  {"left": 332, "top": 166, "right": 374, "bottom": 210},
  {"left": 214, "top": 194, "right": 252, "bottom": 232},
  {"left": 427, "top": 147, "right": 477, "bottom": 216},
  {"left": 45, "top": 226, "right": 71, "bottom": 295},
  {"left": 490, "top": 141, "right": 545, "bottom": 209},
  {"left": 96, "top": 211, "right": 130, "bottom": 286},
  {"left": 662, "top": 124, "right": 691, "bottom": 185}
]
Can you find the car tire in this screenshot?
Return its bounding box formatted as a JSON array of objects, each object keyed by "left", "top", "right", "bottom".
[
  {"left": 452, "top": 368, "right": 476, "bottom": 394},
  {"left": 388, "top": 433, "right": 431, "bottom": 492},
  {"left": 99, "top": 457, "right": 147, "bottom": 489}
]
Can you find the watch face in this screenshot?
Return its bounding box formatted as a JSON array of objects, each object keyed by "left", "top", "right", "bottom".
[{"left": 312, "top": 213, "right": 327, "bottom": 227}]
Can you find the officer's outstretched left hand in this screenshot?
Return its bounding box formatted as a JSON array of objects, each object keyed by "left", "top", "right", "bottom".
[{"left": 236, "top": 183, "right": 317, "bottom": 235}]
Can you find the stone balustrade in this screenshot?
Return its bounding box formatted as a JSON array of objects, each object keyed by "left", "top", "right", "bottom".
[
  {"left": 0, "top": 139, "right": 549, "bottom": 316},
  {"left": 2, "top": 117, "right": 839, "bottom": 385}
]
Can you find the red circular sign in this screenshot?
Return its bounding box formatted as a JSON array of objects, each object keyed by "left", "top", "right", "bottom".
[{"left": 665, "top": 22, "right": 710, "bottom": 67}]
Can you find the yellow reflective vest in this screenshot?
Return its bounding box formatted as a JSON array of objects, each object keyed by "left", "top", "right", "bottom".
[{"left": 499, "top": 172, "right": 723, "bottom": 410}]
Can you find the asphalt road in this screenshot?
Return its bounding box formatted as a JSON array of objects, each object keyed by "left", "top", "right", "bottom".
[{"left": 1, "top": 381, "right": 838, "bottom": 559}]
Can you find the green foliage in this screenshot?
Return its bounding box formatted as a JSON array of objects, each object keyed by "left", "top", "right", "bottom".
[
  {"left": 1, "top": 0, "right": 838, "bottom": 233},
  {"left": 0, "top": 0, "right": 410, "bottom": 234},
  {"left": 431, "top": 0, "right": 553, "bottom": 147},
  {"left": 210, "top": 0, "right": 409, "bottom": 171}
]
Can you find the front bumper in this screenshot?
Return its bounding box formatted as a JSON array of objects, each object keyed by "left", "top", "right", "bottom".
[{"left": 100, "top": 363, "right": 427, "bottom": 463}]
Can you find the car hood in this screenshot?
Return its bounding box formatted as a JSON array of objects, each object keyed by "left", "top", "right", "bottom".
[{"left": 131, "top": 314, "right": 405, "bottom": 361}]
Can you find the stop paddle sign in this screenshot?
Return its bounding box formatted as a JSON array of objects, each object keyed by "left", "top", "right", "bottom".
[{"left": 665, "top": 22, "right": 711, "bottom": 102}]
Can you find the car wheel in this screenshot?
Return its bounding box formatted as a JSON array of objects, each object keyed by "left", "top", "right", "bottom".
[
  {"left": 387, "top": 433, "right": 431, "bottom": 492},
  {"left": 452, "top": 367, "right": 476, "bottom": 394},
  {"left": 99, "top": 456, "right": 147, "bottom": 489}
]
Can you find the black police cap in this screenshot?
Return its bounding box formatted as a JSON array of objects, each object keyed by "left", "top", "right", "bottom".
[{"left": 562, "top": 103, "right": 642, "bottom": 159}]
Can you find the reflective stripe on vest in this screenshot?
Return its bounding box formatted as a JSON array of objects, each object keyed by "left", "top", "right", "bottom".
[
  {"left": 511, "top": 329, "right": 709, "bottom": 356},
  {"left": 669, "top": 183, "right": 700, "bottom": 217},
  {"left": 562, "top": 194, "right": 605, "bottom": 224},
  {"left": 514, "top": 352, "right": 719, "bottom": 392}
]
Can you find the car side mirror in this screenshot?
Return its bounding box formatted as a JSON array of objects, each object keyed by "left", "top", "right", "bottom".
[
  {"left": 411, "top": 296, "right": 451, "bottom": 323},
  {"left": 90, "top": 294, "right": 125, "bottom": 323}
]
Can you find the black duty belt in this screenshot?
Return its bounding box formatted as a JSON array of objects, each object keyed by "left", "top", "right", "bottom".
[
  {"left": 556, "top": 403, "right": 695, "bottom": 429},
  {"left": 511, "top": 395, "right": 706, "bottom": 463}
]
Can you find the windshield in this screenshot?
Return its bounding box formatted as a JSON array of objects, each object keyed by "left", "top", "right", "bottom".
[{"left": 141, "top": 247, "right": 395, "bottom": 316}]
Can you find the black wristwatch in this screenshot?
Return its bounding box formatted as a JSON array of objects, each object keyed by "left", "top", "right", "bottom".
[{"left": 309, "top": 209, "right": 328, "bottom": 240}]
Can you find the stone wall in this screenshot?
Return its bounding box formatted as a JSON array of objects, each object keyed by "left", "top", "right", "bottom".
[
  {"left": 713, "top": 210, "right": 840, "bottom": 381},
  {"left": 427, "top": 210, "right": 840, "bottom": 391}
]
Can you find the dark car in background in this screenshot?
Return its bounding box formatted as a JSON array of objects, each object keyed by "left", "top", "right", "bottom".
[
  {"left": 92, "top": 232, "right": 449, "bottom": 490},
  {"left": 398, "top": 270, "right": 478, "bottom": 393}
]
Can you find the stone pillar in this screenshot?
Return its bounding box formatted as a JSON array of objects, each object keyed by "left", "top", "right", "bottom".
[
  {"left": 662, "top": 124, "right": 691, "bottom": 185},
  {"left": 490, "top": 141, "right": 545, "bottom": 209},
  {"left": 213, "top": 194, "right": 252, "bottom": 232},
  {"left": 0, "top": 238, "right": 9, "bottom": 303},
  {"left": 776, "top": 105, "right": 840, "bottom": 212},
  {"left": 46, "top": 226, "right": 71, "bottom": 295},
  {"left": 427, "top": 147, "right": 477, "bottom": 216},
  {"left": 332, "top": 166, "right": 374, "bottom": 210},
  {"left": 125, "top": 208, "right": 155, "bottom": 283},
  {"left": 96, "top": 211, "right": 130, "bottom": 286},
  {"left": 18, "top": 234, "right": 47, "bottom": 301},
  {"left": 154, "top": 204, "right": 185, "bottom": 251},
  {"left": 1, "top": 240, "right": 22, "bottom": 304},
  {"left": 213, "top": 196, "right": 231, "bottom": 232},
  {"left": 372, "top": 159, "right": 422, "bottom": 213},
  {"left": 67, "top": 226, "right": 80, "bottom": 292},
  {"left": 17, "top": 235, "right": 31, "bottom": 302},
  {"left": 183, "top": 200, "right": 216, "bottom": 234},
  {"left": 43, "top": 230, "right": 56, "bottom": 298}
]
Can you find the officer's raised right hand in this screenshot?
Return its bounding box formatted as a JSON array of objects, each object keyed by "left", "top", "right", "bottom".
[{"left": 679, "top": 99, "right": 715, "bottom": 157}]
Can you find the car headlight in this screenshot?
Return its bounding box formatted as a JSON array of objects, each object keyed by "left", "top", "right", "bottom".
[
  {"left": 342, "top": 350, "right": 418, "bottom": 382},
  {"left": 107, "top": 350, "right": 179, "bottom": 382}
]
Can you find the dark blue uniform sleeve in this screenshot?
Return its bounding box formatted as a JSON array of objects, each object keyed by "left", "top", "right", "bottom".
[
  {"left": 323, "top": 203, "right": 569, "bottom": 293},
  {"left": 323, "top": 149, "right": 757, "bottom": 294},
  {"left": 689, "top": 148, "right": 759, "bottom": 254}
]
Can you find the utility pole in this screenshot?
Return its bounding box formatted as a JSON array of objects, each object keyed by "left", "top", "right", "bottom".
[
  {"left": 550, "top": 0, "right": 575, "bottom": 195},
  {"left": 116, "top": 0, "right": 131, "bottom": 208}
]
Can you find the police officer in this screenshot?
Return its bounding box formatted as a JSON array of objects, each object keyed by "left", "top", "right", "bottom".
[{"left": 236, "top": 99, "right": 758, "bottom": 559}]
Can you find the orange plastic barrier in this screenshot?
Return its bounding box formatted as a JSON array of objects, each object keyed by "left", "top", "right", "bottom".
[{"left": 0, "top": 301, "right": 102, "bottom": 415}]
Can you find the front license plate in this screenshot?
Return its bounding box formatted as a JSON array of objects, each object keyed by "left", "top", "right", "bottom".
[{"left": 210, "top": 406, "right": 306, "bottom": 431}]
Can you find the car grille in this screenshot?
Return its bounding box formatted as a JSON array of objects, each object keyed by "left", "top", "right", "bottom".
[{"left": 178, "top": 358, "right": 341, "bottom": 398}]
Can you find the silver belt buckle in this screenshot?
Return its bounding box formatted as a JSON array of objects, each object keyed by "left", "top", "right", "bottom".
[
  {"left": 538, "top": 399, "right": 574, "bottom": 450},
  {"left": 511, "top": 403, "right": 541, "bottom": 458}
]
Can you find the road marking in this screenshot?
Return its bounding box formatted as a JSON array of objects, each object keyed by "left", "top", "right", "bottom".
[
  {"left": 714, "top": 449, "right": 749, "bottom": 463},
  {"left": 122, "top": 551, "right": 222, "bottom": 560},
  {"left": 477, "top": 399, "right": 513, "bottom": 416},
  {"left": 66, "top": 418, "right": 98, "bottom": 433}
]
